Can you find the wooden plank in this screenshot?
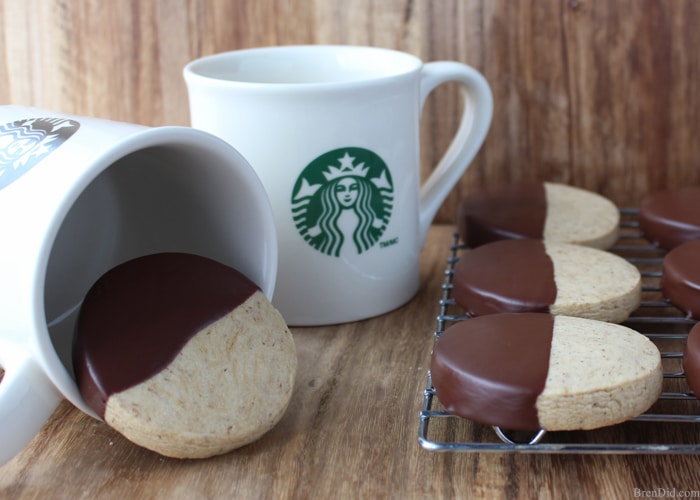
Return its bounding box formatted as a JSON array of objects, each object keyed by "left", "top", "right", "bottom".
[{"left": 1, "top": 0, "right": 699, "bottom": 216}]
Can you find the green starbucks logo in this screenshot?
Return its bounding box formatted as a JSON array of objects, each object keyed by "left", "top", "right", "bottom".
[{"left": 292, "top": 147, "right": 394, "bottom": 257}]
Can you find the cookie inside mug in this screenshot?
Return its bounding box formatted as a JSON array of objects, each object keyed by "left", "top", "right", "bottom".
[{"left": 41, "top": 133, "right": 276, "bottom": 408}]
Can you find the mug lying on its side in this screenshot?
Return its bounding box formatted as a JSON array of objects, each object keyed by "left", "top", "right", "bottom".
[{"left": 0, "top": 106, "right": 278, "bottom": 466}]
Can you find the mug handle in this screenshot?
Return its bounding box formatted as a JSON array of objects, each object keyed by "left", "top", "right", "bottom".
[
  {"left": 0, "top": 340, "right": 63, "bottom": 466},
  {"left": 418, "top": 61, "right": 493, "bottom": 244}
]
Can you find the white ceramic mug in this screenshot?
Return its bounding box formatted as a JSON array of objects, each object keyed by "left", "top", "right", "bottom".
[
  {"left": 184, "top": 45, "right": 493, "bottom": 325},
  {"left": 0, "top": 106, "right": 278, "bottom": 466}
]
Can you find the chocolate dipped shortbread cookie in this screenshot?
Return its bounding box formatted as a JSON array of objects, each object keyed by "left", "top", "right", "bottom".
[
  {"left": 661, "top": 240, "right": 700, "bottom": 320},
  {"left": 430, "top": 313, "right": 663, "bottom": 431},
  {"left": 639, "top": 186, "right": 700, "bottom": 250},
  {"left": 74, "top": 253, "right": 297, "bottom": 459},
  {"left": 457, "top": 181, "right": 619, "bottom": 249},
  {"left": 452, "top": 239, "right": 641, "bottom": 323},
  {"left": 683, "top": 322, "right": 700, "bottom": 397}
]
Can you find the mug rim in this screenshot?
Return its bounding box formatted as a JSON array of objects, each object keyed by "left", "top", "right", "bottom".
[{"left": 183, "top": 44, "right": 423, "bottom": 90}]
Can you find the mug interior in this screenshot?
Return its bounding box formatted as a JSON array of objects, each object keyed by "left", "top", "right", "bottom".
[
  {"left": 185, "top": 45, "right": 421, "bottom": 85},
  {"left": 40, "top": 129, "right": 276, "bottom": 417}
]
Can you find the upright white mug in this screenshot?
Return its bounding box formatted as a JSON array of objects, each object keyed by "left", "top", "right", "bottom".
[
  {"left": 184, "top": 45, "right": 493, "bottom": 325},
  {"left": 0, "top": 106, "right": 278, "bottom": 466}
]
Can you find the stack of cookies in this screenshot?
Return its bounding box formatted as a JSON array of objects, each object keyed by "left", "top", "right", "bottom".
[
  {"left": 638, "top": 186, "right": 700, "bottom": 397},
  {"left": 431, "top": 181, "right": 672, "bottom": 433}
]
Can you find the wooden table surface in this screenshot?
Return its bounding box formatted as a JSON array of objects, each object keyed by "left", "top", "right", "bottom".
[{"left": 2, "top": 224, "right": 700, "bottom": 499}]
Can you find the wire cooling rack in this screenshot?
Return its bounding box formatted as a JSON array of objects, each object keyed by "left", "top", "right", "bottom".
[{"left": 418, "top": 208, "right": 700, "bottom": 454}]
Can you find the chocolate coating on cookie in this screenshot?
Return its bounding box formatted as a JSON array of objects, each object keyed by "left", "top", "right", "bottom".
[
  {"left": 73, "top": 253, "right": 259, "bottom": 418},
  {"left": 662, "top": 240, "right": 700, "bottom": 319},
  {"left": 430, "top": 313, "right": 553, "bottom": 431},
  {"left": 683, "top": 322, "right": 700, "bottom": 396},
  {"left": 457, "top": 181, "right": 546, "bottom": 248},
  {"left": 639, "top": 187, "right": 700, "bottom": 250},
  {"left": 453, "top": 239, "right": 556, "bottom": 316}
]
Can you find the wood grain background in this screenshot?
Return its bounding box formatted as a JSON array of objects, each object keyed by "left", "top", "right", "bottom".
[{"left": 2, "top": 0, "right": 699, "bottom": 221}]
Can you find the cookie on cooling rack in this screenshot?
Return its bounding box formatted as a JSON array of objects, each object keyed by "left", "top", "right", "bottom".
[
  {"left": 74, "top": 253, "right": 297, "bottom": 459},
  {"left": 452, "top": 239, "right": 641, "bottom": 323},
  {"left": 662, "top": 240, "right": 700, "bottom": 320},
  {"left": 457, "top": 181, "right": 620, "bottom": 249},
  {"left": 683, "top": 322, "right": 700, "bottom": 397},
  {"left": 430, "top": 313, "right": 663, "bottom": 432},
  {"left": 639, "top": 186, "right": 700, "bottom": 250}
]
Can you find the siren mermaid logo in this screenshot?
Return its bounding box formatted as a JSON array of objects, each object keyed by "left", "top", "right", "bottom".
[
  {"left": 0, "top": 117, "right": 80, "bottom": 191},
  {"left": 292, "top": 147, "right": 394, "bottom": 257}
]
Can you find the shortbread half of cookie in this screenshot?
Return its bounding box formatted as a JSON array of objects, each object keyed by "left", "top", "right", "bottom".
[
  {"left": 74, "top": 253, "right": 297, "bottom": 459},
  {"left": 457, "top": 181, "right": 620, "bottom": 249},
  {"left": 453, "top": 239, "right": 641, "bottom": 323},
  {"left": 430, "top": 313, "right": 663, "bottom": 432}
]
